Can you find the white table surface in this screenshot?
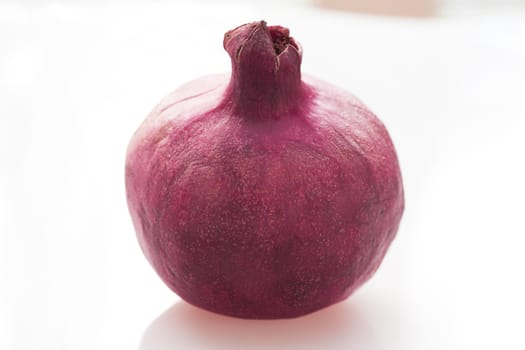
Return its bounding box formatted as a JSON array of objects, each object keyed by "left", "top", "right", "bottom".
[{"left": 1, "top": 1, "right": 524, "bottom": 349}]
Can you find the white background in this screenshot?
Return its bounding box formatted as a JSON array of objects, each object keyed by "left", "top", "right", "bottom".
[{"left": 1, "top": 1, "right": 525, "bottom": 349}]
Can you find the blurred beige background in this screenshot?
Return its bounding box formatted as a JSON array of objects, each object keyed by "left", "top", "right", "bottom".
[
  {"left": 317, "top": 0, "right": 436, "bottom": 16},
  {"left": 317, "top": 0, "right": 525, "bottom": 16}
]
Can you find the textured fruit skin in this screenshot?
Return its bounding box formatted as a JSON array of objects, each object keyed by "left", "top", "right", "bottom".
[{"left": 126, "top": 22, "right": 404, "bottom": 319}]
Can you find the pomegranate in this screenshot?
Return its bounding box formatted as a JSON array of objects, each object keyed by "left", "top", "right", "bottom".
[{"left": 126, "top": 21, "right": 404, "bottom": 319}]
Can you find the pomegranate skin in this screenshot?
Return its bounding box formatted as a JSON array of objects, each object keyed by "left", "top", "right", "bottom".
[{"left": 126, "top": 21, "right": 404, "bottom": 319}]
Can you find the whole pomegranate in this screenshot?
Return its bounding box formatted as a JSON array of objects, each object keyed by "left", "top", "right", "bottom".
[{"left": 126, "top": 21, "right": 404, "bottom": 319}]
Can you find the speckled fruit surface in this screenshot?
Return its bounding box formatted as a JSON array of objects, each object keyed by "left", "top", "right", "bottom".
[{"left": 125, "top": 21, "right": 404, "bottom": 319}]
